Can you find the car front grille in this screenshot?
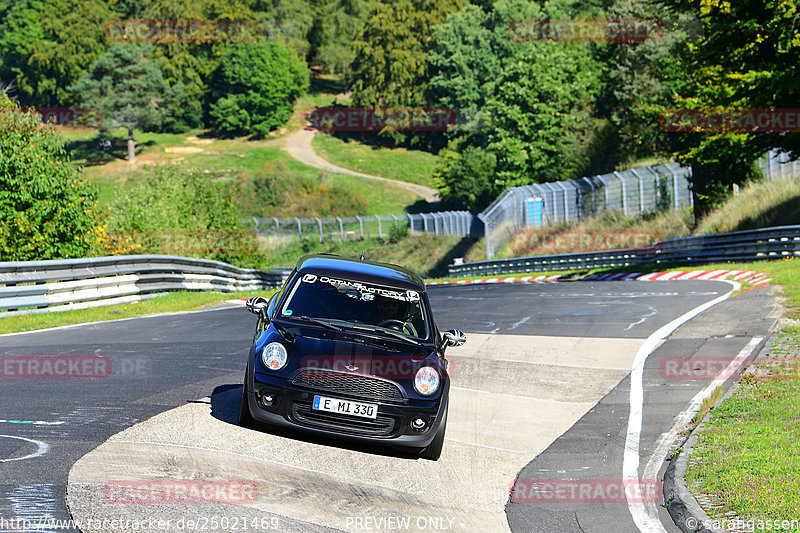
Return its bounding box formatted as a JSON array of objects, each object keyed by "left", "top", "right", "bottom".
[
  {"left": 291, "top": 368, "right": 405, "bottom": 402},
  {"left": 291, "top": 402, "right": 396, "bottom": 437}
]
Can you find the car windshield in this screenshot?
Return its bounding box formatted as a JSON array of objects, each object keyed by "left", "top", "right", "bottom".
[{"left": 279, "top": 273, "right": 429, "bottom": 340}]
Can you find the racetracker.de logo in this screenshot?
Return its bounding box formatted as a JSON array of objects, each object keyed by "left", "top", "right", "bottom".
[
  {"left": 103, "top": 480, "right": 258, "bottom": 504},
  {"left": 301, "top": 355, "right": 453, "bottom": 380},
  {"left": 1, "top": 355, "right": 111, "bottom": 379},
  {"left": 104, "top": 19, "right": 258, "bottom": 44},
  {"left": 509, "top": 18, "right": 663, "bottom": 43},
  {"left": 660, "top": 356, "right": 741, "bottom": 381},
  {"left": 660, "top": 108, "right": 800, "bottom": 132},
  {"left": 509, "top": 479, "right": 662, "bottom": 503},
  {"left": 33, "top": 108, "right": 101, "bottom": 128},
  {"left": 306, "top": 108, "right": 458, "bottom": 132}
]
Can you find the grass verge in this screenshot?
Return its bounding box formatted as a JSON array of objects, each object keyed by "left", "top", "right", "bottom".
[
  {"left": 311, "top": 132, "right": 437, "bottom": 188},
  {"left": 259, "top": 233, "right": 481, "bottom": 279},
  {"left": 683, "top": 257, "right": 800, "bottom": 527},
  {"left": 62, "top": 130, "right": 420, "bottom": 215},
  {"left": 0, "top": 290, "right": 273, "bottom": 335}
]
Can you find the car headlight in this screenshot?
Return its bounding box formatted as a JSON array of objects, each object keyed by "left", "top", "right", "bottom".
[
  {"left": 414, "top": 366, "right": 440, "bottom": 396},
  {"left": 261, "top": 342, "right": 287, "bottom": 370}
]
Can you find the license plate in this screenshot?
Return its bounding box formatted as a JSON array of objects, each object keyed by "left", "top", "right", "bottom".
[{"left": 312, "top": 395, "right": 378, "bottom": 419}]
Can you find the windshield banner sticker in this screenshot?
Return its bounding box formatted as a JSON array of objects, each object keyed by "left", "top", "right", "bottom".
[{"left": 304, "top": 275, "right": 420, "bottom": 302}]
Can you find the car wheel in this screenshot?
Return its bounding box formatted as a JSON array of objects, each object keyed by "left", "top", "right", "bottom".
[
  {"left": 238, "top": 367, "right": 255, "bottom": 428},
  {"left": 419, "top": 400, "right": 447, "bottom": 461}
]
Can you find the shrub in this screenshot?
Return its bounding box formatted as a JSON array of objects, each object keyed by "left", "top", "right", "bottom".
[
  {"left": 209, "top": 41, "right": 309, "bottom": 137},
  {"left": 107, "top": 166, "right": 258, "bottom": 264},
  {"left": 0, "top": 93, "right": 102, "bottom": 260}
]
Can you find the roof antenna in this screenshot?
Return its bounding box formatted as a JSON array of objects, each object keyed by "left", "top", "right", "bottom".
[{"left": 360, "top": 250, "right": 366, "bottom": 262}]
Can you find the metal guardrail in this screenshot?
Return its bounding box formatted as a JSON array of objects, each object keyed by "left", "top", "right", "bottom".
[
  {"left": 448, "top": 225, "right": 800, "bottom": 277},
  {"left": 0, "top": 255, "right": 291, "bottom": 318}
]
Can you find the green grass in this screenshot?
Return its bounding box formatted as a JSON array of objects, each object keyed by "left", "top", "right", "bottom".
[
  {"left": 500, "top": 208, "right": 695, "bottom": 259},
  {"left": 0, "top": 290, "right": 274, "bottom": 335},
  {"left": 258, "top": 233, "right": 480, "bottom": 279},
  {"left": 61, "top": 129, "right": 420, "bottom": 215},
  {"left": 695, "top": 177, "right": 800, "bottom": 235},
  {"left": 311, "top": 132, "right": 437, "bottom": 188},
  {"left": 685, "top": 352, "right": 800, "bottom": 525},
  {"left": 682, "top": 257, "right": 800, "bottom": 527}
]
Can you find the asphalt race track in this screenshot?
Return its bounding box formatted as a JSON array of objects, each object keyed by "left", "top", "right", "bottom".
[{"left": 0, "top": 281, "right": 778, "bottom": 533}]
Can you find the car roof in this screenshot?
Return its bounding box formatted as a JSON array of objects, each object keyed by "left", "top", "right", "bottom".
[{"left": 295, "top": 254, "right": 426, "bottom": 291}]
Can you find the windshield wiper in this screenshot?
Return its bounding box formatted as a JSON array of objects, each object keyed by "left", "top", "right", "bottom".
[
  {"left": 297, "top": 316, "right": 342, "bottom": 331},
  {"left": 347, "top": 324, "right": 421, "bottom": 345}
]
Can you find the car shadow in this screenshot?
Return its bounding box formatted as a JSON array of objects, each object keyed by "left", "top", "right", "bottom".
[{"left": 209, "top": 384, "right": 422, "bottom": 460}]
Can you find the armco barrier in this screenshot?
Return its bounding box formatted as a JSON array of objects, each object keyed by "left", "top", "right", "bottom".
[
  {"left": 449, "top": 225, "right": 800, "bottom": 277},
  {"left": 0, "top": 255, "right": 291, "bottom": 318}
]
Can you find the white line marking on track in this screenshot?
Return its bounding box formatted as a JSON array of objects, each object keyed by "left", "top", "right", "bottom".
[
  {"left": 0, "top": 435, "right": 50, "bottom": 462},
  {"left": 641, "top": 336, "right": 763, "bottom": 529},
  {"left": 625, "top": 306, "right": 658, "bottom": 331},
  {"left": 508, "top": 316, "right": 531, "bottom": 330},
  {"left": 0, "top": 420, "right": 65, "bottom": 425},
  {"left": 624, "top": 280, "right": 739, "bottom": 533}
]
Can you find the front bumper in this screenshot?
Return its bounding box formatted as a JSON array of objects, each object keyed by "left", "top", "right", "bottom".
[{"left": 248, "top": 371, "right": 448, "bottom": 449}]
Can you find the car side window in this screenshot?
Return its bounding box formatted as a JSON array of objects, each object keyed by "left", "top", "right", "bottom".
[{"left": 268, "top": 269, "right": 295, "bottom": 319}]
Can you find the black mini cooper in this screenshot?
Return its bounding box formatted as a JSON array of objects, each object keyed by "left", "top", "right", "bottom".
[{"left": 238, "top": 254, "right": 465, "bottom": 460}]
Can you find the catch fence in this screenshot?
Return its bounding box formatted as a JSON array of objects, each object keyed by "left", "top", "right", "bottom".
[{"left": 247, "top": 212, "right": 482, "bottom": 241}]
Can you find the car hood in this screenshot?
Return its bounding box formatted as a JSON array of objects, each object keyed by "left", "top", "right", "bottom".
[{"left": 288, "top": 332, "right": 437, "bottom": 382}]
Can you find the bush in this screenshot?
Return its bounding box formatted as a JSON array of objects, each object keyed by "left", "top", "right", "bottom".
[
  {"left": 209, "top": 41, "right": 309, "bottom": 137},
  {"left": 434, "top": 145, "right": 498, "bottom": 211},
  {"left": 107, "top": 166, "right": 259, "bottom": 265},
  {"left": 0, "top": 93, "right": 102, "bottom": 260},
  {"left": 236, "top": 161, "right": 369, "bottom": 218}
]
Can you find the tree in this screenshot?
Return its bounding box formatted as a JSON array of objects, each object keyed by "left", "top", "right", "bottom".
[
  {"left": 141, "top": 0, "right": 255, "bottom": 132},
  {"left": 485, "top": 42, "right": 603, "bottom": 187},
  {"left": 597, "top": 0, "right": 696, "bottom": 165},
  {"left": 307, "top": 0, "right": 370, "bottom": 73},
  {"left": 662, "top": 0, "right": 800, "bottom": 220},
  {"left": 208, "top": 40, "right": 308, "bottom": 137},
  {"left": 434, "top": 145, "right": 497, "bottom": 210},
  {"left": 72, "top": 43, "right": 172, "bottom": 162},
  {"left": 0, "top": 92, "right": 101, "bottom": 260},
  {"left": 0, "top": 0, "right": 112, "bottom": 107},
  {"left": 349, "top": 0, "right": 463, "bottom": 109},
  {"left": 428, "top": 0, "right": 607, "bottom": 207}
]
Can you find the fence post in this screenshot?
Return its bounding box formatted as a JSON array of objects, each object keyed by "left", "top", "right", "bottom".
[
  {"left": 407, "top": 214, "right": 415, "bottom": 235},
  {"left": 613, "top": 172, "right": 628, "bottom": 215},
  {"left": 356, "top": 216, "right": 363, "bottom": 238},
  {"left": 630, "top": 168, "right": 645, "bottom": 214},
  {"left": 478, "top": 212, "right": 491, "bottom": 258},
  {"left": 315, "top": 218, "right": 323, "bottom": 243},
  {"left": 336, "top": 216, "right": 344, "bottom": 240},
  {"left": 671, "top": 170, "right": 680, "bottom": 210},
  {"left": 294, "top": 217, "right": 302, "bottom": 237},
  {"left": 272, "top": 217, "right": 280, "bottom": 235},
  {"left": 375, "top": 215, "right": 382, "bottom": 239},
  {"left": 391, "top": 214, "right": 398, "bottom": 232},
  {"left": 582, "top": 177, "right": 597, "bottom": 214},
  {"left": 422, "top": 214, "right": 430, "bottom": 232},
  {"left": 556, "top": 181, "right": 570, "bottom": 221},
  {"left": 654, "top": 169, "right": 661, "bottom": 209},
  {"left": 597, "top": 175, "right": 610, "bottom": 211}
]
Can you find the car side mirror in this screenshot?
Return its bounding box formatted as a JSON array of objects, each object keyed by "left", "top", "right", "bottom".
[
  {"left": 439, "top": 329, "right": 466, "bottom": 352},
  {"left": 246, "top": 296, "right": 269, "bottom": 318}
]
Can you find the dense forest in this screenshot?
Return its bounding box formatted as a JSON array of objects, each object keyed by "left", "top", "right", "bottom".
[{"left": 2, "top": 0, "right": 799, "bottom": 227}]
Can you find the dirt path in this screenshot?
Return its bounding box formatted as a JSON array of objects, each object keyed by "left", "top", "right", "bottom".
[{"left": 284, "top": 127, "right": 440, "bottom": 203}]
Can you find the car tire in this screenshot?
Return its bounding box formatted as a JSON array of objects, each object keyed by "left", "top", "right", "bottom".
[
  {"left": 419, "top": 400, "right": 447, "bottom": 461},
  {"left": 238, "top": 367, "right": 255, "bottom": 428}
]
